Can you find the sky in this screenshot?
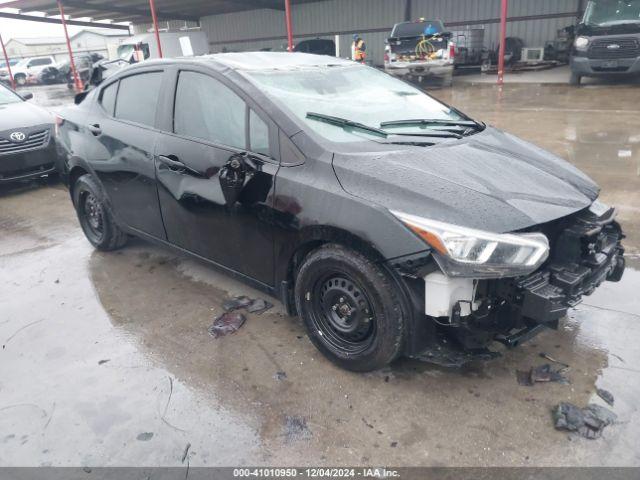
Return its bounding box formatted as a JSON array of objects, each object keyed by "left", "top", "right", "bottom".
[{"left": 0, "top": 4, "right": 127, "bottom": 42}]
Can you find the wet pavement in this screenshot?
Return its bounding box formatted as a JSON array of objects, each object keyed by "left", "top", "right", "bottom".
[{"left": 1, "top": 83, "right": 639, "bottom": 467}]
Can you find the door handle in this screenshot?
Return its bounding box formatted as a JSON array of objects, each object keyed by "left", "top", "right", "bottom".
[
  {"left": 87, "top": 123, "right": 101, "bottom": 136},
  {"left": 157, "top": 155, "right": 187, "bottom": 173}
]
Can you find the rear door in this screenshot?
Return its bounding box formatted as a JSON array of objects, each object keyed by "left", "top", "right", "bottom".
[
  {"left": 154, "top": 66, "right": 279, "bottom": 285},
  {"left": 84, "top": 69, "right": 167, "bottom": 239}
]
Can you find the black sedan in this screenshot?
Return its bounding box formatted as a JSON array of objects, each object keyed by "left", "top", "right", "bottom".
[
  {"left": 54, "top": 53, "right": 625, "bottom": 371},
  {"left": 0, "top": 84, "right": 56, "bottom": 183}
]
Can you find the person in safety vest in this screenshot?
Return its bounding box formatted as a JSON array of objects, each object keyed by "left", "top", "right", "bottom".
[{"left": 351, "top": 34, "right": 367, "bottom": 63}]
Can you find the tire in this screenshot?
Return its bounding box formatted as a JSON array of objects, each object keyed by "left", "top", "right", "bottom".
[
  {"left": 294, "top": 244, "right": 405, "bottom": 372},
  {"left": 73, "top": 174, "right": 127, "bottom": 251},
  {"left": 570, "top": 72, "right": 582, "bottom": 86},
  {"left": 14, "top": 74, "right": 26, "bottom": 86}
]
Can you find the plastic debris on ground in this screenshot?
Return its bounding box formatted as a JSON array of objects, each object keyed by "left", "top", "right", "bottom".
[
  {"left": 208, "top": 312, "right": 246, "bottom": 338},
  {"left": 273, "top": 371, "right": 287, "bottom": 381},
  {"left": 516, "top": 363, "right": 570, "bottom": 386},
  {"left": 596, "top": 388, "right": 615, "bottom": 406},
  {"left": 222, "top": 295, "right": 252, "bottom": 312},
  {"left": 223, "top": 295, "right": 273, "bottom": 315},
  {"left": 553, "top": 402, "right": 617, "bottom": 439},
  {"left": 247, "top": 298, "right": 273, "bottom": 314}
]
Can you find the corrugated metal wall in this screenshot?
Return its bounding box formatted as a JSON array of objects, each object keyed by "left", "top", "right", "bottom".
[{"left": 134, "top": 0, "right": 582, "bottom": 65}]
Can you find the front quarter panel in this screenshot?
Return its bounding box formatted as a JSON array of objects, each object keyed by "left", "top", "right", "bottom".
[{"left": 273, "top": 142, "right": 429, "bottom": 286}]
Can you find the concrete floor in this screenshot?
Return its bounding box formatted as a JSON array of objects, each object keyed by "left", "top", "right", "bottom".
[{"left": 1, "top": 83, "right": 639, "bottom": 467}]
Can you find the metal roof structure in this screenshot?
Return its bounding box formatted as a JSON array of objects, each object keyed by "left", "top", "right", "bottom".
[{"left": 0, "top": 0, "right": 327, "bottom": 28}]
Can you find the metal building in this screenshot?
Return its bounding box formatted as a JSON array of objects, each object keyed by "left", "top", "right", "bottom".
[{"left": 134, "top": 0, "right": 584, "bottom": 66}]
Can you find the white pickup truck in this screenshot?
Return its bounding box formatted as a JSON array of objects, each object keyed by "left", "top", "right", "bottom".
[{"left": 384, "top": 19, "right": 455, "bottom": 87}]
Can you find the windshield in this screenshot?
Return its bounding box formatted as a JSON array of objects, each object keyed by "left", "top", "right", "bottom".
[
  {"left": 244, "top": 64, "right": 464, "bottom": 143},
  {"left": 391, "top": 20, "right": 445, "bottom": 38},
  {"left": 0, "top": 85, "right": 22, "bottom": 105},
  {"left": 117, "top": 43, "right": 150, "bottom": 61},
  {"left": 583, "top": 0, "right": 640, "bottom": 26}
]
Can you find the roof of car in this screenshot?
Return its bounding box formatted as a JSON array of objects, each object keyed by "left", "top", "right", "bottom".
[{"left": 136, "top": 52, "right": 354, "bottom": 72}]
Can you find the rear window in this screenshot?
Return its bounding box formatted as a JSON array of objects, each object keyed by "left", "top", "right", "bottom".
[
  {"left": 391, "top": 20, "right": 445, "bottom": 38},
  {"left": 114, "top": 71, "right": 163, "bottom": 127}
]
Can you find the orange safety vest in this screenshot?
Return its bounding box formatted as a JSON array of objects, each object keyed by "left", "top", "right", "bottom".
[{"left": 353, "top": 39, "right": 367, "bottom": 62}]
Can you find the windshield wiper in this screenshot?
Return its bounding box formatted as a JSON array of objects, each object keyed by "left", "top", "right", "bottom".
[
  {"left": 306, "top": 112, "right": 388, "bottom": 138},
  {"left": 380, "top": 118, "right": 481, "bottom": 128},
  {"left": 380, "top": 118, "right": 485, "bottom": 137}
]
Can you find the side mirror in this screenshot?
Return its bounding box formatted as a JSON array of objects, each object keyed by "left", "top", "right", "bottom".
[{"left": 21, "top": 92, "right": 33, "bottom": 100}]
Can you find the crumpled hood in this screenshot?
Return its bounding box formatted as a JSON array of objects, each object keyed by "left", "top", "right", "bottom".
[
  {"left": 333, "top": 127, "right": 599, "bottom": 233},
  {"left": 0, "top": 101, "right": 53, "bottom": 133}
]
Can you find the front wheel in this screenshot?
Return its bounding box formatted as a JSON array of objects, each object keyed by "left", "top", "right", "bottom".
[
  {"left": 294, "top": 244, "right": 406, "bottom": 372},
  {"left": 14, "top": 74, "right": 26, "bottom": 86},
  {"left": 73, "top": 174, "right": 127, "bottom": 251}
]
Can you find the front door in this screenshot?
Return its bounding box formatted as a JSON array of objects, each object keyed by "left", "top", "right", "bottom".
[
  {"left": 85, "top": 70, "right": 166, "bottom": 239},
  {"left": 155, "top": 69, "right": 278, "bottom": 286}
]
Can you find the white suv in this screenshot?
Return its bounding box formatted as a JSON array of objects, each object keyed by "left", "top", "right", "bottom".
[{"left": 1, "top": 56, "right": 56, "bottom": 86}]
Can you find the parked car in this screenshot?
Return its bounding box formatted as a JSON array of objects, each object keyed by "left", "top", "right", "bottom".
[
  {"left": 384, "top": 19, "right": 456, "bottom": 86},
  {"left": 1, "top": 56, "right": 56, "bottom": 86},
  {"left": 570, "top": 0, "right": 640, "bottom": 85},
  {"left": 54, "top": 53, "right": 625, "bottom": 372},
  {"left": 38, "top": 53, "right": 105, "bottom": 86},
  {"left": 0, "top": 83, "right": 56, "bottom": 182}
]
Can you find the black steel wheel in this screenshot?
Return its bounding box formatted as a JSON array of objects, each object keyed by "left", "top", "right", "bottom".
[
  {"left": 295, "top": 244, "right": 406, "bottom": 371},
  {"left": 73, "top": 174, "right": 127, "bottom": 251}
]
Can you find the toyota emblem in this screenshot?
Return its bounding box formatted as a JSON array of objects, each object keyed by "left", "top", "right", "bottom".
[
  {"left": 9, "top": 131, "right": 26, "bottom": 142},
  {"left": 607, "top": 44, "right": 621, "bottom": 50}
]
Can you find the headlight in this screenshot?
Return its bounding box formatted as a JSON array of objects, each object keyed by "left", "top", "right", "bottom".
[
  {"left": 391, "top": 211, "right": 549, "bottom": 278},
  {"left": 574, "top": 36, "right": 590, "bottom": 50}
]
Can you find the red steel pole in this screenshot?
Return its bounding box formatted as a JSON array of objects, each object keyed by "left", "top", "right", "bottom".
[
  {"left": 497, "top": 0, "right": 508, "bottom": 85},
  {"left": 57, "top": 0, "right": 83, "bottom": 92},
  {"left": 0, "top": 33, "right": 16, "bottom": 90},
  {"left": 284, "top": 0, "right": 293, "bottom": 51},
  {"left": 149, "top": 0, "right": 163, "bottom": 58}
]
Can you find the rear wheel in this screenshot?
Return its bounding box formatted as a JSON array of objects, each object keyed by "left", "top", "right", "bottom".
[
  {"left": 73, "top": 174, "right": 127, "bottom": 251},
  {"left": 294, "top": 244, "right": 405, "bottom": 371}
]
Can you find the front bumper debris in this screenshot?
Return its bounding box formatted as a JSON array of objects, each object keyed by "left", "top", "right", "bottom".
[{"left": 455, "top": 205, "right": 625, "bottom": 350}]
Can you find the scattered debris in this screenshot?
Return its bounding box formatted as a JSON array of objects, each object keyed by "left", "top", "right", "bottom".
[
  {"left": 273, "top": 371, "right": 287, "bottom": 381},
  {"left": 596, "top": 388, "right": 614, "bottom": 406},
  {"left": 283, "top": 415, "right": 312, "bottom": 442},
  {"left": 390, "top": 441, "right": 398, "bottom": 448},
  {"left": 82, "top": 467, "right": 92, "bottom": 473},
  {"left": 3, "top": 318, "right": 46, "bottom": 349},
  {"left": 181, "top": 442, "right": 191, "bottom": 464},
  {"left": 136, "top": 432, "right": 154, "bottom": 441},
  {"left": 247, "top": 298, "right": 273, "bottom": 314},
  {"left": 362, "top": 417, "right": 374, "bottom": 429},
  {"left": 98, "top": 359, "right": 110, "bottom": 365},
  {"left": 516, "top": 364, "right": 570, "bottom": 386},
  {"left": 208, "top": 312, "right": 246, "bottom": 338},
  {"left": 222, "top": 296, "right": 252, "bottom": 312},
  {"left": 553, "top": 402, "right": 617, "bottom": 439},
  {"left": 539, "top": 352, "right": 569, "bottom": 369},
  {"left": 159, "top": 376, "right": 187, "bottom": 433}
]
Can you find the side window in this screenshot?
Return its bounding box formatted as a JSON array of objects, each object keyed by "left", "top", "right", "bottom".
[
  {"left": 174, "top": 71, "right": 246, "bottom": 149},
  {"left": 99, "top": 81, "right": 118, "bottom": 116},
  {"left": 30, "top": 58, "right": 51, "bottom": 66},
  {"left": 114, "top": 71, "right": 163, "bottom": 127},
  {"left": 249, "top": 109, "right": 270, "bottom": 156}
]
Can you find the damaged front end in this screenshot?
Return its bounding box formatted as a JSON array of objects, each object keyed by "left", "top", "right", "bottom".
[{"left": 394, "top": 203, "right": 625, "bottom": 366}]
